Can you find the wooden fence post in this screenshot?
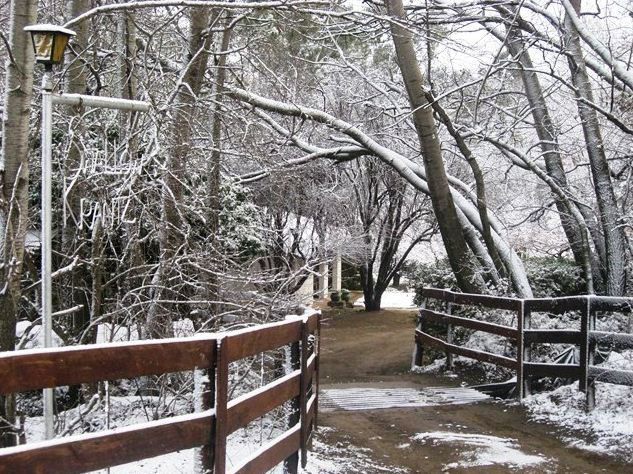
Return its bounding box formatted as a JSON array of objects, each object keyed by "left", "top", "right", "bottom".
[
  {"left": 283, "top": 336, "right": 300, "bottom": 474},
  {"left": 299, "top": 319, "right": 309, "bottom": 468},
  {"left": 314, "top": 314, "right": 321, "bottom": 430},
  {"left": 516, "top": 300, "right": 525, "bottom": 400},
  {"left": 580, "top": 297, "right": 596, "bottom": 410},
  {"left": 195, "top": 362, "right": 215, "bottom": 473},
  {"left": 521, "top": 301, "right": 532, "bottom": 398},
  {"left": 214, "top": 338, "right": 228, "bottom": 474},
  {"left": 413, "top": 298, "right": 426, "bottom": 368},
  {"left": 446, "top": 302, "right": 454, "bottom": 370}
]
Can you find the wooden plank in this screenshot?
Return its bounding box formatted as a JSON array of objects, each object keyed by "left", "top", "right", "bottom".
[
  {"left": 589, "top": 331, "right": 633, "bottom": 350},
  {"left": 418, "top": 287, "right": 450, "bottom": 300},
  {"left": 0, "top": 411, "right": 213, "bottom": 474},
  {"left": 227, "top": 371, "right": 300, "bottom": 435},
  {"left": 588, "top": 366, "right": 633, "bottom": 387},
  {"left": 523, "top": 330, "right": 581, "bottom": 345},
  {"left": 420, "top": 309, "right": 518, "bottom": 339},
  {"left": 415, "top": 330, "right": 517, "bottom": 369},
  {"left": 214, "top": 338, "right": 229, "bottom": 474},
  {"left": 451, "top": 292, "right": 521, "bottom": 311},
  {"left": 523, "top": 362, "right": 581, "bottom": 379},
  {"left": 0, "top": 336, "right": 216, "bottom": 395},
  {"left": 233, "top": 424, "right": 301, "bottom": 474},
  {"left": 589, "top": 296, "right": 633, "bottom": 313},
  {"left": 524, "top": 297, "right": 586, "bottom": 314},
  {"left": 417, "top": 288, "right": 514, "bottom": 310},
  {"left": 418, "top": 288, "right": 521, "bottom": 311},
  {"left": 225, "top": 320, "right": 302, "bottom": 362}
]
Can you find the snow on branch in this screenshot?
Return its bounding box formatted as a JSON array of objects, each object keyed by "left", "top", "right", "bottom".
[
  {"left": 561, "top": 0, "right": 633, "bottom": 91},
  {"left": 65, "top": 0, "right": 333, "bottom": 28}
]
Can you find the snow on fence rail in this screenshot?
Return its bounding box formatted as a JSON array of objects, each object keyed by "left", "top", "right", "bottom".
[
  {"left": 0, "top": 313, "right": 320, "bottom": 474},
  {"left": 413, "top": 288, "right": 633, "bottom": 410}
]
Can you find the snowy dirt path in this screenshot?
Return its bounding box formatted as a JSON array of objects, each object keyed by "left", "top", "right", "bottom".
[{"left": 314, "top": 306, "right": 631, "bottom": 473}]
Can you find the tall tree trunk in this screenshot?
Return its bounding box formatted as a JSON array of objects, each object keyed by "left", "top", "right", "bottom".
[
  {"left": 147, "top": 8, "right": 214, "bottom": 338},
  {"left": 204, "top": 15, "right": 234, "bottom": 323},
  {"left": 114, "top": 11, "right": 145, "bottom": 334},
  {"left": 500, "top": 16, "right": 598, "bottom": 293},
  {"left": 564, "top": 0, "right": 627, "bottom": 296},
  {"left": 385, "top": 0, "right": 484, "bottom": 294},
  {"left": 62, "top": 0, "right": 92, "bottom": 342},
  {"left": 0, "top": 0, "right": 37, "bottom": 447}
]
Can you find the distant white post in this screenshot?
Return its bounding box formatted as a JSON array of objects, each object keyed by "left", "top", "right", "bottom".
[
  {"left": 297, "top": 273, "right": 315, "bottom": 304},
  {"left": 331, "top": 254, "right": 342, "bottom": 292},
  {"left": 318, "top": 262, "right": 329, "bottom": 297}
]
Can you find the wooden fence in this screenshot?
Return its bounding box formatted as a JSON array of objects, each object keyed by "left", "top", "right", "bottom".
[
  {"left": 414, "top": 288, "right": 633, "bottom": 409},
  {"left": 0, "top": 313, "right": 320, "bottom": 473}
]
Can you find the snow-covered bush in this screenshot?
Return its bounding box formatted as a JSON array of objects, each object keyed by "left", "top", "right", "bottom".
[{"left": 524, "top": 257, "right": 585, "bottom": 297}]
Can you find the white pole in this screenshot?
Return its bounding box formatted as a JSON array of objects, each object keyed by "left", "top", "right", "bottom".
[
  {"left": 38, "top": 74, "right": 149, "bottom": 441},
  {"left": 51, "top": 93, "right": 150, "bottom": 112},
  {"left": 41, "top": 71, "right": 55, "bottom": 440}
]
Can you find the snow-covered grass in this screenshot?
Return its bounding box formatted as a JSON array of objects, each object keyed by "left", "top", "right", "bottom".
[
  {"left": 411, "top": 431, "right": 548, "bottom": 470},
  {"left": 524, "top": 350, "right": 633, "bottom": 462}
]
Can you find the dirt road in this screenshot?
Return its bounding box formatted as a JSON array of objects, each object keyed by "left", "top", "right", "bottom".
[{"left": 313, "top": 306, "right": 630, "bottom": 473}]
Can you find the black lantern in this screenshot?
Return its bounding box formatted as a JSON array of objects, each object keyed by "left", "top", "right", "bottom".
[{"left": 24, "top": 24, "right": 76, "bottom": 69}]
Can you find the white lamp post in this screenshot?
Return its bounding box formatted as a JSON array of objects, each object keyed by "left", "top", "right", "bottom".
[
  {"left": 25, "top": 23, "right": 150, "bottom": 441},
  {"left": 25, "top": 23, "right": 76, "bottom": 441}
]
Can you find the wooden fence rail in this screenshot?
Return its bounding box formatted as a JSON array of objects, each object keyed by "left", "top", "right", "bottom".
[
  {"left": 0, "top": 313, "right": 320, "bottom": 474},
  {"left": 413, "top": 288, "right": 633, "bottom": 410}
]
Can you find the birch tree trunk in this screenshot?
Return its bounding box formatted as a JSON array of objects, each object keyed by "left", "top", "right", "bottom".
[
  {"left": 0, "top": 0, "right": 37, "bottom": 448},
  {"left": 384, "top": 0, "right": 484, "bottom": 293},
  {"left": 564, "top": 0, "right": 628, "bottom": 296}
]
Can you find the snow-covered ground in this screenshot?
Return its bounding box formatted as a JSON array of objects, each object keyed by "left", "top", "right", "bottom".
[
  {"left": 354, "top": 288, "right": 417, "bottom": 309},
  {"left": 524, "top": 350, "right": 633, "bottom": 462}
]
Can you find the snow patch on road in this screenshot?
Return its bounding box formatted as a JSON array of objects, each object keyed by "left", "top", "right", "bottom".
[
  {"left": 411, "top": 431, "right": 547, "bottom": 469},
  {"left": 305, "top": 427, "right": 407, "bottom": 474}
]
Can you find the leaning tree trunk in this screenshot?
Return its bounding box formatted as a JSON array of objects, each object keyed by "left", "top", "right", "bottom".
[
  {"left": 385, "top": 0, "right": 484, "bottom": 294},
  {"left": 501, "top": 15, "right": 598, "bottom": 293},
  {"left": 0, "top": 0, "right": 38, "bottom": 447},
  {"left": 564, "top": 0, "right": 628, "bottom": 296},
  {"left": 427, "top": 95, "right": 504, "bottom": 285}
]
